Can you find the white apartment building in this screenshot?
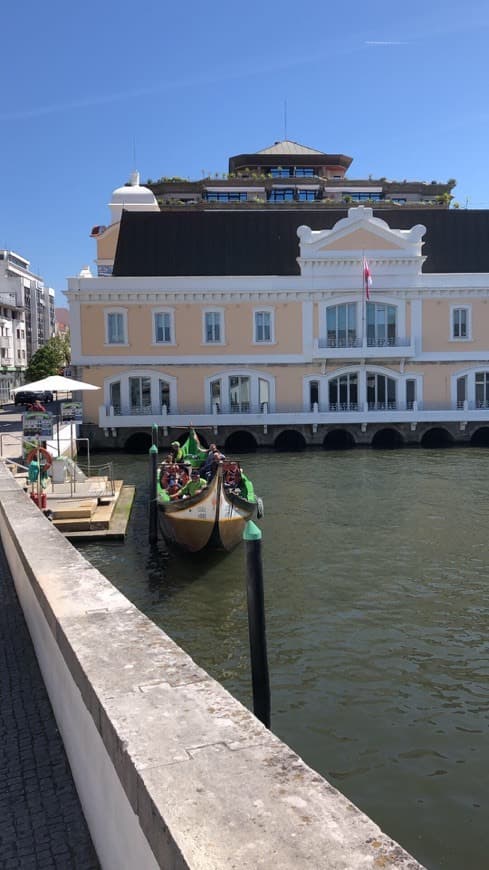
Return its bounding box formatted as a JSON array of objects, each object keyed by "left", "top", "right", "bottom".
[{"left": 0, "top": 250, "right": 56, "bottom": 400}]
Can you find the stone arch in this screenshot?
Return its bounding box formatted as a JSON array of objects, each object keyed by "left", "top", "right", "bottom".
[
  {"left": 224, "top": 430, "right": 258, "bottom": 453},
  {"left": 371, "top": 428, "right": 404, "bottom": 449},
  {"left": 323, "top": 429, "right": 356, "bottom": 450},
  {"left": 274, "top": 430, "right": 307, "bottom": 452},
  {"left": 470, "top": 427, "right": 489, "bottom": 447},
  {"left": 420, "top": 427, "right": 454, "bottom": 448},
  {"left": 124, "top": 431, "right": 153, "bottom": 453}
]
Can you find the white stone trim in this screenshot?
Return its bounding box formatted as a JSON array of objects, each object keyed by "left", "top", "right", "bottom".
[{"left": 69, "top": 352, "right": 312, "bottom": 366}]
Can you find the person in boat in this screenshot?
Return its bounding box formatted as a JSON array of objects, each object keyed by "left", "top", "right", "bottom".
[
  {"left": 200, "top": 447, "right": 224, "bottom": 481},
  {"left": 166, "top": 475, "right": 180, "bottom": 496},
  {"left": 169, "top": 440, "right": 184, "bottom": 463},
  {"left": 170, "top": 468, "right": 207, "bottom": 500}
]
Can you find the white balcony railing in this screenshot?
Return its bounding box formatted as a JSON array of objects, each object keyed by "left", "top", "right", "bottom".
[
  {"left": 98, "top": 399, "right": 489, "bottom": 430},
  {"left": 314, "top": 336, "right": 415, "bottom": 358}
]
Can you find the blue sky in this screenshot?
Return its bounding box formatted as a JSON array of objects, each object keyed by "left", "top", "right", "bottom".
[{"left": 1, "top": 0, "right": 488, "bottom": 304}]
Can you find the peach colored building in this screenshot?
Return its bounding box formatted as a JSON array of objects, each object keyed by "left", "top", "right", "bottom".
[{"left": 66, "top": 176, "right": 489, "bottom": 451}]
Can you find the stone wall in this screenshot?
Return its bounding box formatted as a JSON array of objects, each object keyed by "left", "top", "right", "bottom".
[{"left": 0, "top": 463, "right": 424, "bottom": 869}]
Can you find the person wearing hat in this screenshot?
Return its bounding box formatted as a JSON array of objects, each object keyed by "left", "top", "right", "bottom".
[
  {"left": 170, "top": 467, "right": 207, "bottom": 500},
  {"left": 169, "top": 440, "right": 184, "bottom": 463}
]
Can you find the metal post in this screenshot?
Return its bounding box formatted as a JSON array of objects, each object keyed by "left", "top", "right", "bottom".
[
  {"left": 152, "top": 422, "right": 158, "bottom": 448},
  {"left": 149, "top": 443, "right": 158, "bottom": 544},
  {"left": 244, "top": 521, "right": 271, "bottom": 728}
]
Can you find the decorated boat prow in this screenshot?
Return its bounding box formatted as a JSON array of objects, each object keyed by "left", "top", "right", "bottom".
[{"left": 156, "top": 433, "right": 260, "bottom": 552}]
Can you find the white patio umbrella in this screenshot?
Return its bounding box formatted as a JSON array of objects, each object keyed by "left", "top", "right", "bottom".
[{"left": 11, "top": 375, "right": 100, "bottom": 393}]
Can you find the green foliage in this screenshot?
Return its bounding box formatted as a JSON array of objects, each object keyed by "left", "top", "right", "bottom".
[{"left": 26, "top": 334, "right": 71, "bottom": 381}]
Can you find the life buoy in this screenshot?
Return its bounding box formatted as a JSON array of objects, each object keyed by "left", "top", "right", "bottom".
[{"left": 26, "top": 447, "right": 52, "bottom": 470}]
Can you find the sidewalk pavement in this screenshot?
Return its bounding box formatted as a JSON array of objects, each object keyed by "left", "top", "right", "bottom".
[{"left": 0, "top": 539, "right": 100, "bottom": 868}]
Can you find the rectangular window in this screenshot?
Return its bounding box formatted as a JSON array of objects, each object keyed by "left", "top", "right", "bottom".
[
  {"left": 154, "top": 311, "right": 172, "bottom": 343},
  {"left": 295, "top": 167, "right": 314, "bottom": 177},
  {"left": 452, "top": 307, "right": 468, "bottom": 339},
  {"left": 129, "top": 376, "right": 151, "bottom": 412},
  {"left": 298, "top": 190, "right": 316, "bottom": 201},
  {"left": 229, "top": 376, "right": 250, "bottom": 412},
  {"left": 107, "top": 312, "right": 125, "bottom": 344},
  {"left": 456, "top": 376, "right": 466, "bottom": 408},
  {"left": 210, "top": 379, "right": 221, "bottom": 412},
  {"left": 110, "top": 381, "right": 121, "bottom": 413},
  {"left": 255, "top": 310, "right": 272, "bottom": 342},
  {"left": 259, "top": 378, "right": 270, "bottom": 410},
  {"left": 205, "top": 191, "right": 248, "bottom": 202},
  {"left": 475, "top": 372, "right": 489, "bottom": 407},
  {"left": 406, "top": 379, "right": 416, "bottom": 409},
  {"left": 270, "top": 167, "right": 292, "bottom": 178},
  {"left": 269, "top": 188, "right": 294, "bottom": 202},
  {"left": 205, "top": 311, "right": 222, "bottom": 343}
]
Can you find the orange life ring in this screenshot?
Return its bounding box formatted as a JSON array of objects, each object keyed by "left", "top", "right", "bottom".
[{"left": 26, "top": 447, "right": 53, "bottom": 470}]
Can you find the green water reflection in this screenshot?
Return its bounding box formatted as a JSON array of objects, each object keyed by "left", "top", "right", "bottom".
[{"left": 78, "top": 448, "right": 489, "bottom": 870}]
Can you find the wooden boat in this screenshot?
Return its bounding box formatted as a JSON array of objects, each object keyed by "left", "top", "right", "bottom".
[{"left": 156, "top": 453, "right": 260, "bottom": 553}]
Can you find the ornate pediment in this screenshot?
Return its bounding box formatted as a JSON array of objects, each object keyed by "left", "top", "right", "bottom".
[{"left": 297, "top": 207, "right": 426, "bottom": 281}]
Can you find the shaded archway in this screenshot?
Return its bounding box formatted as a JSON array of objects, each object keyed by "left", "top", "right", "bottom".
[
  {"left": 371, "top": 428, "right": 404, "bottom": 449},
  {"left": 224, "top": 431, "right": 257, "bottom": 453},
  {"left": 274, "top": 430, "right": 306, "bottom": 452},
  {"left": 470, "top": 427, "right": 489, "bottom": 447},
  {"left": 420, "top": 428, "right": 454, "bottom": 448},
  {"left": 323, "top": 429, "right": 355, "bottom": 450},
  {"left": 124, "top": 432, "right": 152, "bottom": 453}
]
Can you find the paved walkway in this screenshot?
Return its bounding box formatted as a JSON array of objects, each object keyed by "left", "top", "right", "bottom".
[{"left": 0, "top": 542, "right": 100, "bottom": 869}]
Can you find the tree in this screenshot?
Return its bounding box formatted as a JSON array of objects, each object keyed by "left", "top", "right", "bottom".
[{"left": 25, "top": 334, "right": 71, "bottom": 381}]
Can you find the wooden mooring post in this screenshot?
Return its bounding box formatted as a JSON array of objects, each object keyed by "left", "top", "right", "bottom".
[
  {"left": 244, "top": 521, "right": 271, "bottom": 728},
  {"left": 148, "top": 443, "right": 158, "bottom": 544}
]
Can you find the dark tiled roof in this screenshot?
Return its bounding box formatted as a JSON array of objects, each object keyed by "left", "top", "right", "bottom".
[{"left": 113, "top": 209, "right": 489, "bottom": 277}]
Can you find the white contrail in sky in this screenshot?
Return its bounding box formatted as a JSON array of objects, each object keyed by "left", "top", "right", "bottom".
[{"left": 365, "top": 40, "right": 408, "bottom": 45}]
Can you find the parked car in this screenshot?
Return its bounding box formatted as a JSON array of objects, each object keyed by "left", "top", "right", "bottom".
[{"left": 13, "top": 390, "right": 54, "bottom": 407}]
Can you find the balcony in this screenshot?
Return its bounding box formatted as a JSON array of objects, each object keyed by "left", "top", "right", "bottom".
[
  {"left": 313, "top": 336, "right": 415, "bottom": 360},
  {"left": 99, "top": 399, "right": 489, "bottom": 432}
]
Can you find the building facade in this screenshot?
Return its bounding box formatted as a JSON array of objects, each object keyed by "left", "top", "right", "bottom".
[
  {"left": 67, "top": 187, "right": 489, "bottom": 451},
  {"left": 148, "top": 140, "right": 455, "bottom": 211},
  {"left": 0, "top": 251, "right": 56, "bottom": 400}
]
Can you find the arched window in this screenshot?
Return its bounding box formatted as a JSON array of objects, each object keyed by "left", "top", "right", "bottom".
[
  {"left": 329, "top": 373, "right": 358, "bottom": 410},
  {"left": 326, "top": 303, "right": 357, "bottom": 347},
  {"left": 206, "top": 371, "right": 275, "bottom": 414},
  {"left": 367, "top": 372, "right": 397, "bottom": 409},
  {"left": 366, "top": 303, "right": 397, "bottom": 346},
  {"left": 105, "top": 371, "right": 176, "bottom": 416}
]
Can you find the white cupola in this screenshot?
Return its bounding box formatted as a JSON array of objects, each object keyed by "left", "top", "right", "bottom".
[{"left": 108, "top": 171, "right": 159, "bottom": 223}]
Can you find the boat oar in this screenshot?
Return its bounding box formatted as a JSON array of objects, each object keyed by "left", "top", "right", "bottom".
[{"left": 244, "top": 521, "right": 271, "bottom": 728}]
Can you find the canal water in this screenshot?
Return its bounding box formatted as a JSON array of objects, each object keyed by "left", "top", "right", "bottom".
[{"left": 77, "top": 447, "right": 489, "bottom": 870}]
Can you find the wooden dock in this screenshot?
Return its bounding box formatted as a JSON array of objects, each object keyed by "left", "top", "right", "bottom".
[
  {"left": 53, "top": 481, "right": 136, "bottom": 541},
  {"left": 14, "top": 472, "right": 135, "bottom": 541}
]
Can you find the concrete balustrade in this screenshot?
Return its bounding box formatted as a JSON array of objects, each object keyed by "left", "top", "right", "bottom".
[{"left": 0, "top": 463, "right": 424, "bottom": 869}]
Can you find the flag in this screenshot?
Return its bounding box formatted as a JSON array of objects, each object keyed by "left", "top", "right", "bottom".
[{"left": 363, "top": 257, "right": 372, "bottom": 300}]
